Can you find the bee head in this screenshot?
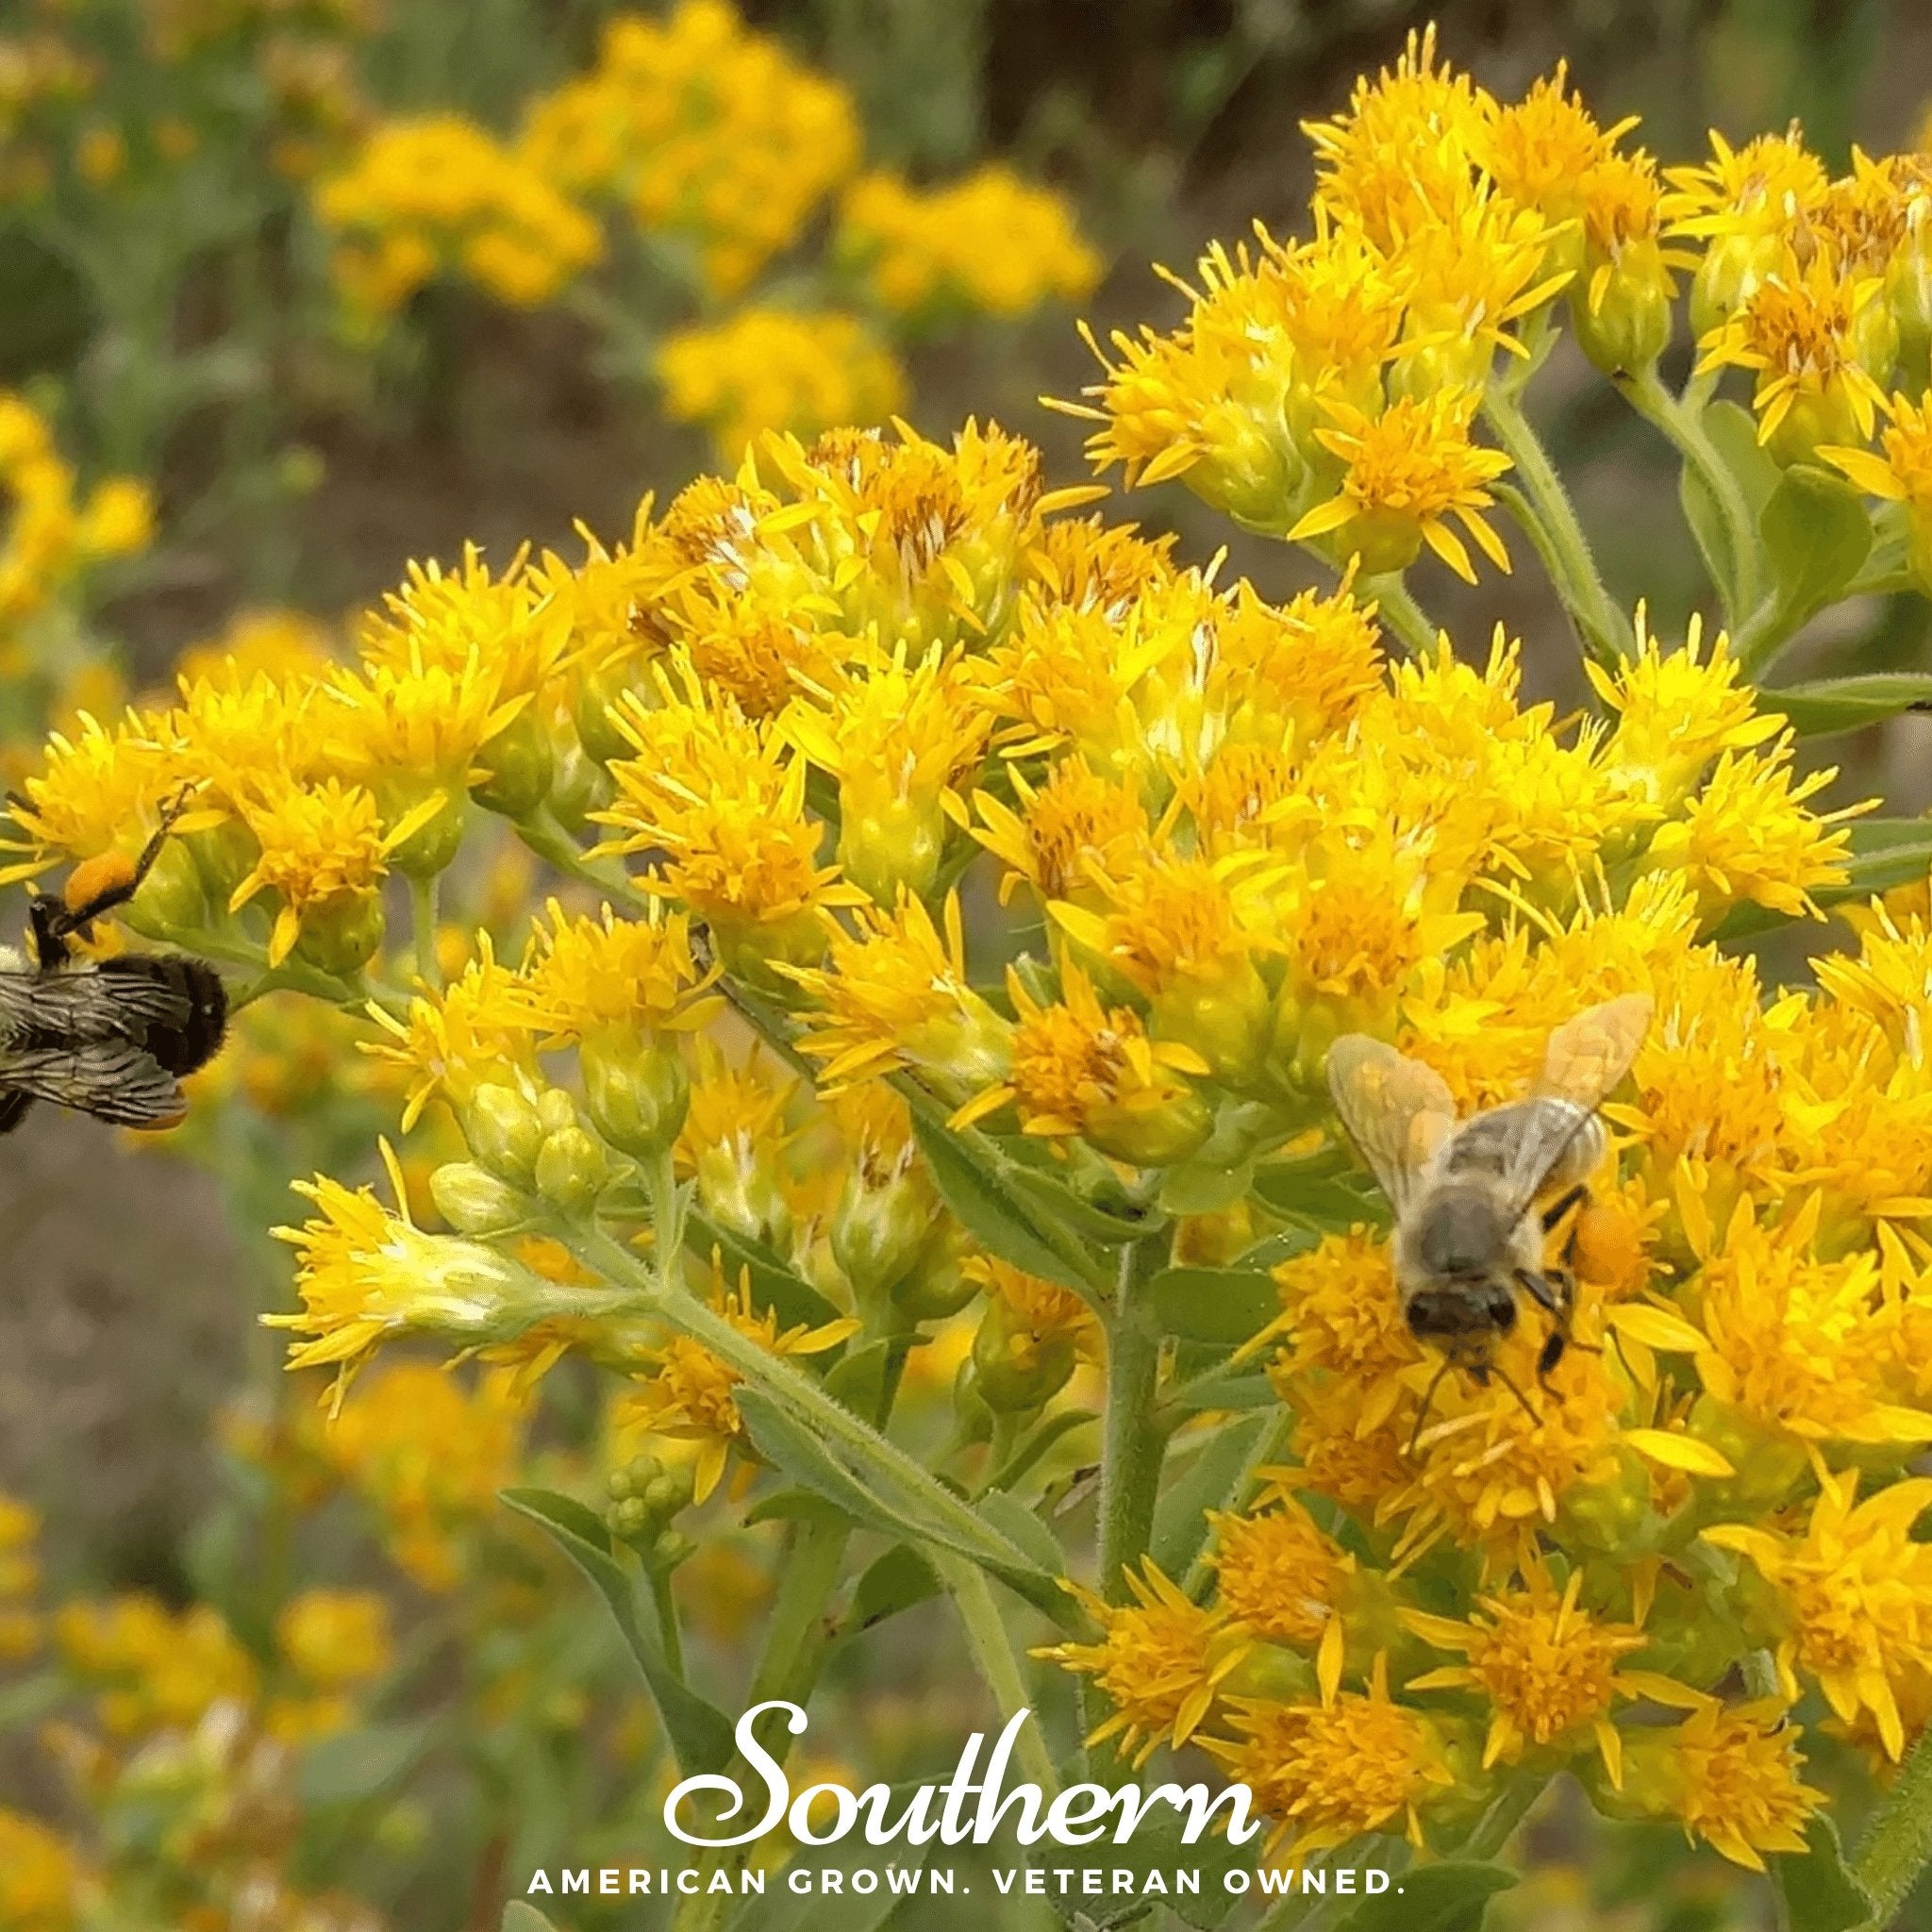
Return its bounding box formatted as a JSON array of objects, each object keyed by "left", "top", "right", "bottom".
[{"left": 1405, "top": 1281, "right": 1516, "bottom": 1343}]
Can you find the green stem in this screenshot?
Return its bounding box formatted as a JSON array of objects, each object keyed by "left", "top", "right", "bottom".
[
  {"left": 644, "top": 1145, "right": 685, "bottom": 1298},
  {"left": 410, "top": 874, "right": 441, "bottom": 992},
  {"left": 650, "top": 1568, "right": 685, "bottom": 1679},
  {"left": 1728, "top": 592, "right": 1800, "bottom": 676},
  {"left": 1358, "top": 575, "right": 1439, "bottom": 657},
  {"left": 1460, "top": 1767, "right": 1546, "bottom": 1859},
  {"left": 514, "top": 809, "right": 648, "bottom": 909},
  {"left": 1482, "top": 385, "right": 1630, "bottom": 663},
  {"left": 941, "top": 1557, "right": 1060, "bottom": 1797},
  {"left": 1618, "top": 365, "right": 1764, "bottom": 621},
  {"left": 568, "top": 1229, "right": 1047, "bottom": 1584},
  {"left": 1855, "top": 1724, "right": 1932, "bottom": 1924},
  {"left": 1097, "top": 1241, "right": 1169, "bottom": 1603}
]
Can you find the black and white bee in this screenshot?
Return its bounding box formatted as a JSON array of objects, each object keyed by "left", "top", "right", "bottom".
[{"left": 0, "top": 796, "right": 227, "bottom": 1134}]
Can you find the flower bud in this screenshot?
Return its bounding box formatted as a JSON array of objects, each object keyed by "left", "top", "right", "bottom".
[
  {"left": 838, "top": 793, "right": 945, "bottom": 908},
  {"left": 429, "top": 1160, "right": 529, "bottom": 1236},
  {"left": 973, "top": 1293, "right": 1076, "bottom": 1413},
  {"left": 293, "top": 891, "right": 385, "bottom": 976},
  {"left": 1151, "top": 962, "right": 1274, "bottom": 1089},
  {"left": 573, "top": 664, "right": 637, "bottom": 766},
  {"left": 124, "top": 835, "right": 208, "bottom": 940},
  {"left": 385, "top": 789, "right": 468, "bottom": 879},
  {"left": 894, "top": 1228, "right": 981, "bottom": 1323},
  {"left": 582, "top": 1030, "right": 690, "bottom": 1159},
  {"left": 470, "top": 708, "right": 555, "bottom": 819},
  {"left": 1571, "top": 242, "right": 1674, "bottom": 377},
  {"left": 548, "top": 737, "right": 616, "bottom": 837},
  {"left": 831, "top": 1155, "right": 934, "bottom": 1308},
  {"left": 461, "top": 1082, "right": 546, "bottom": 1187},
  {"left": 535, "top": 1124, "right": 611, "bottom": 1217}
]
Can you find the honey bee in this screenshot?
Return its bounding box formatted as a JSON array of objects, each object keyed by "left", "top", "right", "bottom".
[
  {"left": 1325, "top": 994, "right": 1653, "bottom": 1447},
  {"left": 0, "top": 794, "right": 227, "bottom": 1134}
]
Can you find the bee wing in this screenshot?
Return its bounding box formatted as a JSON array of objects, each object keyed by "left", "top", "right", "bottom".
[
  {"left": 1494, "top": 994, "right": 1655, "bottom": 1212},
  {"left": 1326, "top": 1034, "right": 1457, "bottom": 1213},
  {"left": 0, "top": 964, "right": 192, "bottom": 1046},
  {"left": 1533, "top": 993, "right": 1654, "bottom": 1108},
  {"left": 0, "top": 1041, "right": 187, "bottom": 1127}
]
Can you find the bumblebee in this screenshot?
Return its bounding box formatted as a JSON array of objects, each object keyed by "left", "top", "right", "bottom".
[
  {"left": 1326, "top": 994, "right": 1653, "bottom": 1446},
  {"left": 0, "top": 799, "right": 227, "bottom": 1133}
]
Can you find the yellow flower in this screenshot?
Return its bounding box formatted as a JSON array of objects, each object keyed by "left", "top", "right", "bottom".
[
  {"left": 1207, "top": 1500, "right": 1354, "bottom": 1652},
  {"left": 1035, "top": 1559, "right": 1250, "bottom": 1768},
  {"left": 1402, "top": 1567, "right": 1649, "bottom": 1782},
  {"left": 1706, "top": 1469, "right": 1932, "bottom": 1759},
  {"left": 783, "top": 891, "right": 1011, "bottom": 1098},
  {"left": 962, "top": 959, "right": 1210, "bottom": 1166},
  {"left": 1695, "top": 248, "right": 1894, "bottom": 459},
  {"left": 518, "top": 0, "right": 859, "bottom": 298},
  {"left": 971, "top": 758, "right": 1149, "bottom": 909},
  {"left": 323, "top": 1362, "right": 526, "bottom": 1591},
  {"left": 524, "top": 897, "right": 719, "bottom": 1040},
  {"left": 268, "top": 1141, "right": 556, "bottom": 1391},
  {"left": 317, "top": 113, "right": 601, "bottom": 318},
  {"left": 1205, "top": 1656, "right": 1457, "bottom": 1856},
  {"left": 55, "top": 1594, "right": 258, "bottom": 1737},
  {"left": 1289, "top": 388, "right": 1512, "bottom": 582},
  {"left": 276, "top": 1589, "right": 393, "bottom": 1690},
  {"left": 228, "top": 776, "right": 430, "bottom": 967},
  {"left": 175, "top": 608, "right": 339, "bottom": 689},
  {"left": 1588, "top": 608, "right": 1779, "bottom": 810},
  {"left": 1643, "top": 735, "right": 1863, "bottom": 924},
  {"left": 657, "top": 308, "right": 907, "bottom": 462},
  {"left": 616, "top": 1274, "right": 856, "bottom": 1502},
  {"left": 0, "top": 1808, "right": 84, "bottom": 1930},
  {"left": 1620, "top": 1691, "right": 1824, "bottom": 1871},
  {"left": 840, "top": 164, "right": 1100, "bottom": 320},
  {"left": 1823, "top": 390, "right": 1932, "bottom": 583},
  {"left": 969, "top": 1256, "right": 1099, "bottom": 1411}
]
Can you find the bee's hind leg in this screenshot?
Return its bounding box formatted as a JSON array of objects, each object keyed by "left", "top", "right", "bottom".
[{"left": 43, "top": 789, "right": 192, "bottom": 945}]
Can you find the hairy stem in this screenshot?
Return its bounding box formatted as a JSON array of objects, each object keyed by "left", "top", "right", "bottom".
[
  {"left": 1482, "top": 385, "right": 1629, "bottom": 663},
  {"left": 1358, "top": 575, "right": 1440, "bottom": 657},
  {"left": 941, "top": 1556, "right": 1060, "bottom": 1797},
  {"left": 1855, "top": 1725, "right": 1932, "bottom": 1924},
  {"left": 410, "top": 874, "right": 441, "bottom": 993},
  {"left": 1097, "top": 1241, "right": 1169, "bottom": 1603}
]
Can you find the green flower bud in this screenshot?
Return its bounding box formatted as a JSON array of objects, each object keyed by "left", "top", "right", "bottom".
[
  {"left": 430, "top": 1160, "right": 530, "bottom": 1236},
  {"left": 1570, "top": 242, "right": 1674, "bottom": 377},
  {"left": 573, "top": 663, "right": 637, "bottom": 765},
  {"left": 386, "top": 789, "right": 468, "bottom": 879},
  {"left": 124, "top": 835, "right": 208, "bottom": 940},
  {"left": 582, "top": 1030, "right": 690, "bottom": 1159},
  {"left": 973, "top": 1293, "right": 1076, "bottom": 1414},
  {"left": 608, "top": 1496, "right": 650, "bottom": 1541},
  {"left": 292, "top": 891, "right": 385, "bottom": 976},
  {"left": 548, "top": 736, "right": 616, "bottom": 837},
  {"left": 471, "top": 708, "right": 555, "bottom": 819},
  {"left": 535, "top": 1124, "right": 611, "bottom": 1217},
  {"left": 831, "top": 1155, "right": 934, "bottom": 1309},
  {"left": 651, "top": 1527, "right": 695, "bottom": 1571},
  {"left": 462, "top": 1082, "right": 546, "bottom": 1187},
  {"left": 838, "top": 793, "right": 945, "bottom": 908}
]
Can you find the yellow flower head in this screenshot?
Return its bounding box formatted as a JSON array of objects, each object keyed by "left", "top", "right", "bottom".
[
  {"left": 1206, "top": 1657, "right": 1457, "bottom": 1856},
  {"left": 360, "top": 542, "right": 573, "bottom": 704},
  {"left": 524, "top": 897, "right": 719, "bottom": 1041},
  {"left": 1707, "top": 1469, "right": 1932, "bottom": 1761},
  {"left": 617, "top": 1272, "right": 856, "bottom": 1502},
  {"left": 971, "top": 758, "right": 1149, "bottom": 909},
  {"left": 0, "top": 1808, "right": 84, "bottom": 1930},
  {"left": 657, "top": 308, "right": 907, "bottom": 462},
  {"left": 1207, "top": 1500, "right": 1353, "bottom": 1652},
  {"left": 841, "top": 164, "right": 1100, "bottom": 320},
  {"left": 1478, "top": 61, "right": 1637, "bottom": 228},
  {"left": 55, "top": 1594, "right": 258, "bottom": 1737},
  {"left": 782, "top": 891, "right": 1011, "bottom": 1098},
  {"left": 1621, "top": 1692, "right": 1824, "bottom": 1871},
  {"left": 1289, "top": 387, "right": 1513, "bottom": 583},
  {"left": 1036, "top": 1559, "right": 1249, "bottom": 1768},
  {"left": 1403, "top": 1566, "right": 1648, "bottom": 1782},
  {"left": 276, "top": 1589, "right": 393, "bottom": 1690},
  {"left": 268, "top": 1141, "right": 552, "bottom": 1391}
]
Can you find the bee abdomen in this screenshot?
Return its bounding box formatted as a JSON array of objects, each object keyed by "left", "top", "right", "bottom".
[{"left": 97, "top": 955, "right": 228, "bottom": 1076}]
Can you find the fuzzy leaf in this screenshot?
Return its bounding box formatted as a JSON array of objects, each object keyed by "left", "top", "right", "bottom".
[
  {"left": 845, "top": 1544, "right": 943, "bottom": 1635},
  {"left": 1761, "top": 463, "right": 1874, "bottom": 623},
  {"left": 1760, "top": 673, "right": 1932, "bottom": 738},
  {"left": 499, "top": 1487, "right": 736, "bottom": 1774},
  {"left": 1149, "top": 1265, "right": 1281, "bottom": 1343},
  {"left": 1774, "top": 1816, "right": 1875, "bottom": 1932},
  {"left": 685, "top": 1209, "right": 845, "bottom": 1332},
  {"left": 503, "top": 1907, "right": 561, "bottom": 1932},
  {"left": 1152, "top": 1414, "right": 1272, "bottom": 1578},
  {"left": 1332, "top": 1860, "right": 1515, "bottom": 1932}
]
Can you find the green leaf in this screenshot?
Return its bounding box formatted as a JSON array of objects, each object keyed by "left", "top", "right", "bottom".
[
  {"left": 1233, "top": 1226, "right": 1319, "bottom": 1270},
  {"left": 499, "top": 1487, "right": 735, "bottom": 1774},
  {"left": 1152, "top": 1414, "right": 1271, "bottom": 1578},
  {"left": 911, "top": 1112, "right": 1101, "bottom": 1296},
  {"left": 503, "top": 1907, "right": 561, "bottom": 1932},
  {"left": 1158, "top": 1154, "right": 1257, "bottom": 1217},
  {"left": 742, "top": 1485, "right": 853, "bottom": 1530},
  {"left": 1711, "top": 816, "right": 1932, "bottom": 939},
  {"left": 1166, "top": 1369, "right": 1277, "bottom": 1413},
  {"left": 1775, "top": 1816, "right": 1875, "bottom": 1932},
  {"left": 824, "top": 1338, "right": 893, "bottom": 1423},
  {"left": 845, "top": 1544, "right": 942, "bottom": 1634},
  {"left": 1760, "top": 672, "right": 1932, "bottom": 737},
  {"left": 974, "top": 1489, "right": 1066, "bottom": 1577},
  {"left": 1252, "top": 1159, "right": 1387, "bottom": 1230},
  {"left": 1149, "top": 1264, "right": 1280, "bottom": 1344},
  {"left": 1761, "top": 463, "right": 1874, "bottom": 623},
  {"left": 685, "top": 1210, "right": 844, "bottom": 1332},
  {"left": 297, "top": 1717, "right": 438, "bottom": 1808},
  {"left": 1331, "top": 1860, "right": 1516, "bottom": 1932},
  {"left": 1679, "top": 399, "right": 1781, "bottom": 616},
  {"left": 1002, "top": 1162, "right": 1160, "bottom": 1248},
  {"left": 1025, "top": 1800, "right": 1255, "bottom": 1929}
]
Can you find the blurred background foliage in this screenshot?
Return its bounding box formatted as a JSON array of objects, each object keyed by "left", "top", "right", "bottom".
[{"left": 3, "top": 2, "right": 1932, "bottom": 1929}]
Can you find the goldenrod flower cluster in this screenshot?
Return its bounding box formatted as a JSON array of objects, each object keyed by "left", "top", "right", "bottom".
[
  {"left": 315, "top": 114, "right": 603, "bottom": 324},
  {"left": 0, "top": 391, "right": 150, "bottom": 641},
  {"left": 839, "top": 164, "right": 1102, "bottom": 325},
  {"left": 17, "top": 28, "right": 1932, "bottom": 1920},
  {"left": 517, "top": 0, "right": 860, "bottom": 302}
]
